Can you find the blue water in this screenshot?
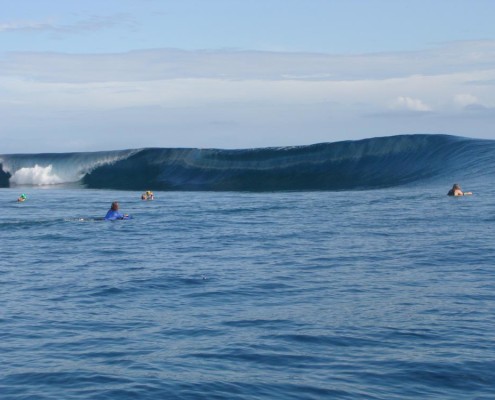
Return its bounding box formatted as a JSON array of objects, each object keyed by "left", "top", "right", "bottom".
[
  {"left": 1, "top": 186, "right": 494, "bottom": 399},
  {"left": 2, "top": 134, "right": 495, "bottom": 191}
]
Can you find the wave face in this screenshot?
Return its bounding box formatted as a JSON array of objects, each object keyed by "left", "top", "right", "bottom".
[{"left": 1, "top": 134, "right": 494, "bottom": 190}]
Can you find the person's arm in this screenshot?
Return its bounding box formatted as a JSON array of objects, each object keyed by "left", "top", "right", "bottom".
[{"left": 104, "top": 210, "right": 129, "bottom": 220}]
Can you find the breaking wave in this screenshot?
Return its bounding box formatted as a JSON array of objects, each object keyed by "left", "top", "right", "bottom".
[
  {"left": 0, "top": 150, "right": 138, "bottom": 187},
  {"left": 1, "top": 134, "right": 494, "bottom": 191}
]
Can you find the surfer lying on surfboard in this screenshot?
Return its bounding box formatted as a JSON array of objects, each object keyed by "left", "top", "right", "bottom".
[{"left": 447, "top": 183, "right": 472, "bottom": 196}]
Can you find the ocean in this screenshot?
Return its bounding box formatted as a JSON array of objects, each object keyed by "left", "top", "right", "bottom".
[{"left": 1, "top": 134, "right": 495, "bottom": 399}]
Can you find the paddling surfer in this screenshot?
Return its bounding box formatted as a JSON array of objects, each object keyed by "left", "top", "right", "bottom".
[
  {"left": 104, "top": 201, "right": 129, "bottom": 220},
  {"left": 447, "top": 184, "right": 472, "bottom": 196}
]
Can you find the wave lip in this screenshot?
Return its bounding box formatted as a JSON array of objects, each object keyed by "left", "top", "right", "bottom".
[{"left": 2, "top": 134, "right": 494, "bottom": 190}]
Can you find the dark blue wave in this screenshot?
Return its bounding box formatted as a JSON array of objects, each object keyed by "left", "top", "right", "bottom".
[
  {"left": 1, "top": 134, "right": 494, "bottom": 190},
  {"left": 0, "top": 163, "right": 9, "bottom": 186}
]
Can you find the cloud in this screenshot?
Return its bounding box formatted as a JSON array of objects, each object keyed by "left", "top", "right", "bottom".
[
  {"left": 1, "top": 40, "right": 495, "bottom": 84},
  {"left": 452, "top": 93, "right": 494, "bottom": 111},
  {"left": 0, "top": 40, "right": 493, "bottom": 145},
  {"left": 2, "top": 40, "right": 495, "bottom": 151},
  {"left": 0, "top": 15, "right": 135, "bottom": 35},
  {"left": 464, "top": 103, "right": 490, "bottom": 111},
  {"left": 1, "top": 45, "right": 494, "bottom": 120},
  {"left": 465, "top": 79, "right": 495, "bottom": 86},
  {"left": 0, "top": 21, "right": 53, "bottom": 32},
  {"left": 453, "top": 93, "right": 479, "bottom": 107},
  {"left": 390, "top": 96, "right": 432, "bottom": 112}
]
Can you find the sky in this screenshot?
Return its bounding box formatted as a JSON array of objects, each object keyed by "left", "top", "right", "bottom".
[{"left": 1, "top": 0, "right": 495, "bottom": 153}]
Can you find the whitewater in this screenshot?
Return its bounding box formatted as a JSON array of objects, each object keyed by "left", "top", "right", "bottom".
[{"left": 1, "top": 134, "right": 495, "bottom": 399}]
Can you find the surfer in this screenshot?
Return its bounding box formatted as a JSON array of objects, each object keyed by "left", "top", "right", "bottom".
[
  {"left": 447, "top": 184, "right": 472, "bottom": 196},
  {"left": 141, "top": 190, "right": 154, "bottom": 200},
  {"left": 104, "top": 201, "right": 129, "bottom": 220},
  {"left": 17, "top": 194, "right": 27, "bottom": 202}
]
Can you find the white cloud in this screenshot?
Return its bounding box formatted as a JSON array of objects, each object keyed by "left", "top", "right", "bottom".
[
  {"left": 0, "top": 21, "right": 52, "bottom": 32},
  {"left": 2, "top": 41, "right": 495, "bottom": 151},
  {"left": 453, "top": 93, "right": 479, "bottom": 107},
  {"left": 0, "top": 15, "right": 134, "bottom": 34},
  {"left": 390, "top": 96, "right": 432, "bottom": 112},
  {"left": 1, "top": 40, "right": 495, "bottom": 84}
]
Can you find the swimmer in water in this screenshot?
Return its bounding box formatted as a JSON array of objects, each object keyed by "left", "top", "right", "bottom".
[
  {"left": 447, "top": 184, "right": 472, "bottom": 196},
  {"left": 17, "top": 194, "right": 27, "bottom": 202},
  {"left": 104, "top": 201, "right": 129, "bottom": 220},
  {"left": 141, "top": 191, "right": 154, "bottom": 200}
]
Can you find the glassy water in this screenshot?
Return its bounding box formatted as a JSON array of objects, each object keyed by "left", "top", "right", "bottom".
[{"left": 1, "top": 187, "right": 494, "bottom": 399}]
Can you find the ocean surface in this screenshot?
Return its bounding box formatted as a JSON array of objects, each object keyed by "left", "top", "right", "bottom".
[{"left": 1, "top": 135, "right": 495, "bottom": 399}]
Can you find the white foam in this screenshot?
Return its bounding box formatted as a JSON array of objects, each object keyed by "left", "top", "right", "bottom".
[{"left": 10, "top": 164, "right": 65, "bottom": 185}]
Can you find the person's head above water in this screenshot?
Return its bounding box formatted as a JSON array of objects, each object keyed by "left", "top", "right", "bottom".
[
  {"left": 110, "top": 201, "right": 119, "bottom": 211},
  {"left": 448, "top": 183, "right": 472, "bottom": 196}
]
